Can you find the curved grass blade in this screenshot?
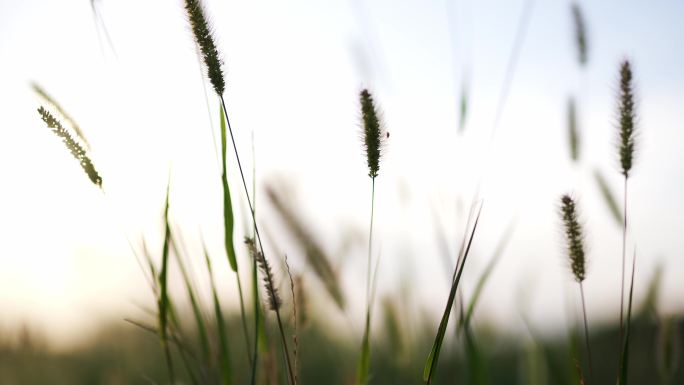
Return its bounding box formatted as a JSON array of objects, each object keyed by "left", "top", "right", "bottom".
[
  {"left": 593, "top": 169, "right": 623, "bottom": 226},
  {"left": 424, "top": 202, "right": 483, "bottom": 384},
  {"left": 459, "top": 220, "right": 515, "bottom": 332},
  {"left": 219, "top": 102, "right": 238, "bottom": 271}
]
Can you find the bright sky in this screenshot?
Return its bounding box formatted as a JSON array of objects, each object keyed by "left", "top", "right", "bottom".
[{"left": 0, "top": 0, "right": 683, "bottom": 349}]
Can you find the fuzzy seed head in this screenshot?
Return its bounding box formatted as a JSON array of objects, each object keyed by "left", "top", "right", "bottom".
[
  {"left": 560, "top": 195, "right": 586, "bottom": 282},
  {"left": 571, "top": 3, "right": 588, "bottom": 66},
  {"left": 38, "top": 107, "right": 102, "bottom": 187},
  {"left": 618, "top": 60, "right": 636, "bottom": 178},
  {"left": 360, "top": 89, "right": 385, "bottom": 178},
  {"left": 185, "top": 0, "right": 225, "bottom": 95},
  {"left": 245, "top": 237, "right": 281, "bottom": 311}
]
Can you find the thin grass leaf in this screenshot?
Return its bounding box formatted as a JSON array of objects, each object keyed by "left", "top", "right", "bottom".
[
  {"left": 593, "top": 169, "right": 623, "bottom": 226},
  {"left": 203, "top": 244, "right": 233, "bottom": 385},
  {"left": 169, "top": 232, "right": 210, "bottom": 362},
  {"left": 460, "top": 221, "right": 515, "bottom": 332},
  {"left": 424, "top": 202, "right": 484, "bottom": 384},
  {"left": 220, "top": 102, "right": 238, "bottom": 272},
  {"left": 157, "top": 181, "right": 175, "bottom": 382},
  {"left": 618, "top": 251, "right": 637, "bottom": 385},
  {"left": 464, "top": 323, "right": 490, "bottom": 385}
]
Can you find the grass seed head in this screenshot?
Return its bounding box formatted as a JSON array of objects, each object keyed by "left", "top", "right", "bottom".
[
  {"left": 360, "top": 89, "right": 385, "bottom": 178},
  {"left": 184, "top": 0, "right": 225, "bottom": 95},
  {"left": 618, "top": 60, "right": 636, "bottom": 178},
  {"left": 245, "top": 237, "right": 281, "bottom": 311},
  {"left": 38, "top": 107, "right": 102, "bottom": 187},
  {"left": 560, "top": 195, "right": 586, "bottom": 282}
]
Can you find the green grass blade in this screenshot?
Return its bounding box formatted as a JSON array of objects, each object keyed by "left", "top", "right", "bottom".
[
  {"left": 357, "top": 312, "right": 372, "bottom": 385},
  {"left": 157, "top": 181, "right": 175, "bottom": 382},
  {"left": 464, "top": 324, "right": 490, "bottom": 385},
  {"left": 618, "top": 251, "right": 637, "bottom": 385},
  {"left": 593, "top": 169, "right": 623, "bottom": 226},
  {"left": 220, "top": 101, "right": 238, "bottom": 271},
  {"left": 424, "top": 202, "right": 483, "bottom": 384},
  {"left": 170, "top": 233, "right": 210, "bottom": 362},
  {"left": 460, "top": 221, "right": 515, "bottom": 332},
  {"left": 203, "top": 244, "right": 233, "bottom": 385}
]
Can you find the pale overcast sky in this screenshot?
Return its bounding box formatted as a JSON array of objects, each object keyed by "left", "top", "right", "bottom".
[{"left": 0, "top": 0, "right": 683, "bottom": 348}]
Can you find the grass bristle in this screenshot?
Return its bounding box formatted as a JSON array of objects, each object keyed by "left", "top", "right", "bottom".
[
  {"left": 360, "top": 89, "right": 385, "bottom": 179},
  {"left": 37, "top": 106, "right": 102, "bottom": 187},
  {"left": 184, "top": 0, "right": 225, "bottom": 95},
  {"left": 618, "top": 60, "right": 636, "bottom": 178},
  {"left": 560, "top": 195, "right": 586, "bottom": 282}
]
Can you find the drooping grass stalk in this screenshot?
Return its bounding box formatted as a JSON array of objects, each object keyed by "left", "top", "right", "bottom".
[
  {"left": 37, "top": 107, "right": 101, "bottom": 187},
  {"left": 423, "top": 202, "right": 483, "bottom": 384},
  {"left": 183, "top": 2, "right": 294, "bottom": 380},
  {"left": 357, "top": 89, "right": 385, "bottom": 385},
  {"left": 33, "top": 84, "right": 90, "bottom": 149},
  {"left": 617, "top": 59, "right": 636, "bottom": 343},
  {"left": 560, "top": 195, "right": 593, "bottom": 382}
]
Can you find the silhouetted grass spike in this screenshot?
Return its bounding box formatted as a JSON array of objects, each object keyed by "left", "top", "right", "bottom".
[
  {"left": 618, "top": 60, "right": 636, "bottom": 177},
  {"left": 246, "top": 237, "right": 281, "bottom": 311},
  {"left": 571, "top": 3, "right": 588, "bottom": 66},
  {"left": 360, "top": 89, "right": 384, "bottom": 178},
  {"left": 184, "top": 0, "right": 225, "bottom": 95},
  {"left": 38, "top": 107, "right": 102, "bottom": 187},
  {"left": 560, "top": 195, "right": 586, "bottom": 282}
]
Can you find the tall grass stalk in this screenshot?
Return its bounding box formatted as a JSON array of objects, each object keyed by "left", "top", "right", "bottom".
[
  {"left": 357, "top": 89, "right": 385, "bottom": 385},
  {"left": 617, "top": 59, "right": 636, "bottom": 344},
  {"left": 182, "top": 0, "right": 296, "bottom": 379},
  {"left": 560, "top": 195, "right": 593, "bottom": 382}
]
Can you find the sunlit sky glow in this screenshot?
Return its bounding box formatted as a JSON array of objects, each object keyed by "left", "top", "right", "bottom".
[{"left": 1, "top": 0, "right": 683, "bottom": 348}]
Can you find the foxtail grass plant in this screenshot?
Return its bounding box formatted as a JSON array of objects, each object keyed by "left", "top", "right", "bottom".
[
  {"left": 616, "top": 59, "right": 637, "bottom": 344},
  {"left": 559, "top": 195, "right": 593, "bottom": 382},
  {"left": 357, "top": 88, "right": 386, "bottom": 385},
  {"left": 183, "top": 1, "right": 295, "bottom": 383}
]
